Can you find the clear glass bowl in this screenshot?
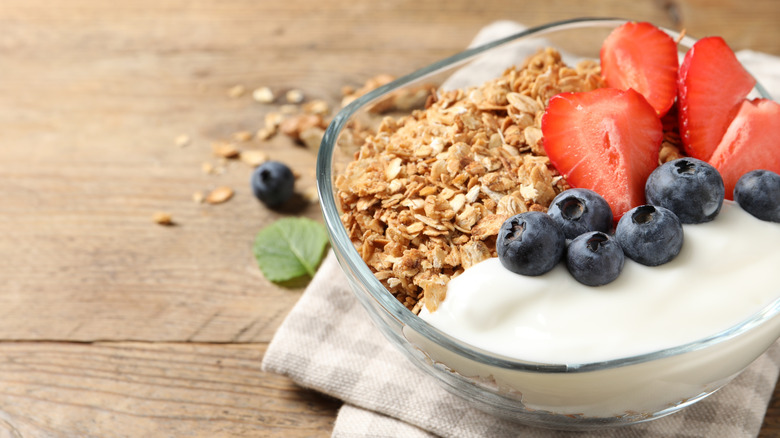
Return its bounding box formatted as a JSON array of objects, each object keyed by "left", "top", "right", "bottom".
[{"left": 316, "top": 17, "right": 778, "bottom": 430}]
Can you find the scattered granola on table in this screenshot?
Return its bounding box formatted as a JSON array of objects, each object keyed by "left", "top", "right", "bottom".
[
  {"left": 336, "top": 48, "right": 610, "bottom": 313},
  {"left": 205, "top": 186, "right": 235, "bottom": 204},
  {"left": 153, "top": 211, "right": 174, "bottom": 226}
]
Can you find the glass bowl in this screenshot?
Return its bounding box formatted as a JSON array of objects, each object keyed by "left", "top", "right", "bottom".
[{"left": 316, "top": 17, "right": 778, "bottom": 430}]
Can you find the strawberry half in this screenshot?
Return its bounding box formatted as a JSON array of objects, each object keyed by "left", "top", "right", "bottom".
[
  {"left": 542, "top": 88, "right": 663, "bottom": 220},
  {"left": 677, "top": 36, "right": 756, "bottom": 161},
  {"left": 709, "top": 98, "right": 780, "bottom": 199},
  {"left": 600, "top": 21, "right": 678, "bottom": 117}
]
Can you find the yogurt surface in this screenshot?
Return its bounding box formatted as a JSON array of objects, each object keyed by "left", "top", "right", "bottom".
[{"left": 419, "top": 201, "right": 780, "bottom": 364}]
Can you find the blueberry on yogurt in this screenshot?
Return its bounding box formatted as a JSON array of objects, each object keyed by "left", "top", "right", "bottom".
[
  {"left": 547, "top": 188, "right": 613, "bottom": 240},
  {"left": 497, "top": 211, "right": 565, "bottom": 276},
  {"left": 566, "top": 231, "right": 624, "bottom": 286},
  {"left": 615, "top": 205, "right": 683, "bottom": 266},
  {"left": 645, "top": 158, "right": 725, "bottom": 224},
  {"left": 733, "top": 169, "right": 780, "bottom": 223}
]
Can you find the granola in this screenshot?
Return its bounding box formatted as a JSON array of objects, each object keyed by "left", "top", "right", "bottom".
[
  {"left": 205, "top": 186, "right": 235, "bottom": 204},
  {"left": 336, "top": 48, "right": 609, "bottom": 313}
]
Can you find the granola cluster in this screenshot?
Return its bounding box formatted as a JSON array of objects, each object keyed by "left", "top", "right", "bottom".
[{"left": 336, "top": 48, "right": 607, "bottom": 313}]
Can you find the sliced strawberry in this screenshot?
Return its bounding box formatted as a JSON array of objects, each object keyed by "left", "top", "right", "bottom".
[
  {"left": 541, "top": 88, "right": 663, "bottom": 220},
  {"left": 600, "top": 21, "right": 678, "bottom": 117},
  {"left": 709, "top": 98, "right": 780, "bottom": 199},
  {"left": 677, "top": 36, "right": 756, "bottom": 161},
  {"left": 661, "top": 100, "right": 679, "bottom": 133}
]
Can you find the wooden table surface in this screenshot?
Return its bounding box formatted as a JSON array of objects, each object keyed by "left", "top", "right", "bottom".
[{"left": 1, "top": 1, "right": 779, "bottom": 436}]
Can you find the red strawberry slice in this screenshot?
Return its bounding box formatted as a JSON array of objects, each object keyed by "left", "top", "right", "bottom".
[
  {"left": 709, "top": 98, "right": 780, "bottom": 199},
  {"left": 677, "top": 36, "right": 756, "bottom": 161},
  {"left": 600, "top": 21, "right": 679, "bottom": 117},
  {"left": 542, "top": 88, "right": 663, "bottom": 220}
]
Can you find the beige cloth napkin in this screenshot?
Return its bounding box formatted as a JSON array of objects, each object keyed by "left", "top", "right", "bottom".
[{"left": 262, "top": 21, "right": 780, "bottom": 438}]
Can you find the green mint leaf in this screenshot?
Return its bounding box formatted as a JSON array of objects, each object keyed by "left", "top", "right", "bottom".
[{"left": 253, "top": 217, "right": 329, "bottom": 283}]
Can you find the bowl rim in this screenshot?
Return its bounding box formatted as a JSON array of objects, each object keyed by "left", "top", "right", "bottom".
[{"left": 316, "top": 16, "right": 778, "bottom": 373}]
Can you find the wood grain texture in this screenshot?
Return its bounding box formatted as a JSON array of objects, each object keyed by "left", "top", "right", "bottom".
[
  {"left": 0, "top": 342, "right": 339, "bottom": 437},
  {"left": 0, "top": 0, "right": 778, "bottom": 435}
]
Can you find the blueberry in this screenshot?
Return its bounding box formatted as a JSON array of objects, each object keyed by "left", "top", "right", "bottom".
[
  {"left": 548, "top": 188, "right": 613, "bottom": 240},
  {"left": 615, "top": 205, "right": 683, "bottom": 266},
  {"left": 645, "top": 158, "right": 725, "bottom": 224},
  {"left": 497, "top": 211, "right": 565, "bottom": 276},
  {"left": 565, "top": 232, "right": 624, "bottom": 286},
  {"left": 251, "top": 161, "right": 295, "bottom": 207},
  {"left": 733, "top": 170, "right": 780, "bottom": 223}
]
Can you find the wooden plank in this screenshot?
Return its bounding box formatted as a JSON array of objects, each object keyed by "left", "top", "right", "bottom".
[
  {"left": 0, "top": 1, "right": 333, "bottom": 343},
  {"left": 0, "top": 342, "right": 339, "bottom": 437}
]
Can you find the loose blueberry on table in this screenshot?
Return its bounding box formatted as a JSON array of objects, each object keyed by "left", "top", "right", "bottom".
[{"left": 251, "top": 161, "right": 295, "bottom": 208}]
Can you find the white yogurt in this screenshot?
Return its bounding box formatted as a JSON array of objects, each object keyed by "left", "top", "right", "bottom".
[{"left": 420, "top": 201, "right": 780, "bottom": 364}]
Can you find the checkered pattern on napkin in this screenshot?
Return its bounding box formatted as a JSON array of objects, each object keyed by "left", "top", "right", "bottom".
[{"left": 262, "top": 21, "right": 780, "bottom": 438}]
